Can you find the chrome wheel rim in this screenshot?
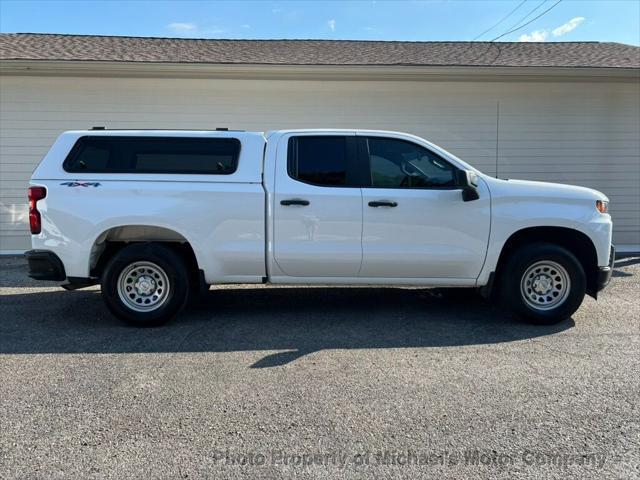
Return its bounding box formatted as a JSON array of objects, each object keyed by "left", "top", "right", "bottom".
[
  {"left": 117, "top": 261, "right": 170, "bottom": 312},
  {"left": 520, "top": 260, "right": 571, "bottom": 311}
]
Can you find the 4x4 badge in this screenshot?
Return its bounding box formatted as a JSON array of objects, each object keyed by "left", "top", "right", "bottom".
[{"left": 60, "top": 182, "right": 101, "bottom": 187}]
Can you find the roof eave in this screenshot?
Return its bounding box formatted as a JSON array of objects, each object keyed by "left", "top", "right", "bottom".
[{"left": 1, "top": 60, "right": 638, "bottom": 81}]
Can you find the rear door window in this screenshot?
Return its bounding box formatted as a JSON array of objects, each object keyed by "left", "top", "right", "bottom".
[
  {"left": 64, "top": 136, "right": 240, "bottom": 174},
  {"left": 287, "top": 136, "right": 360, "bottom": 187}
]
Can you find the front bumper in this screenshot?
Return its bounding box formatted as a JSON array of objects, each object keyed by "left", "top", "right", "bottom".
[
  {"left": 596, "top": 245, "right": 615, "bottom": 292},
  {"left": 25, "top": 249, "right": 66, "bottom": 281}
]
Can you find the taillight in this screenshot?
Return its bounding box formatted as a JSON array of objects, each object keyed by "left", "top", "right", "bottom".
[{"left": 28, "top": 186, "right": 46, "bottom": 234}]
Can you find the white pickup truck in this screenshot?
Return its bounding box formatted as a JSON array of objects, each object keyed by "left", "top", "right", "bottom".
[{"left": 26, "top": 129, "right": 614, "bottom": 326}]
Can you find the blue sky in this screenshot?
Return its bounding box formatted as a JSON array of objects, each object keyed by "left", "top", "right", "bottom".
[{"left": 1, "top": 0, "right": 639, "bottom": 45}]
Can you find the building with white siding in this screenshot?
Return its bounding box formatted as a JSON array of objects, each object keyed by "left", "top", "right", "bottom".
[{"left": 1, "top": 34, "right": 639, "bottom": 253}]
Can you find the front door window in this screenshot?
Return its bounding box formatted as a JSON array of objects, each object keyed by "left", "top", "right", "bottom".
[{"left": 365, "top": 137, "right": 456, "bottom": 189}]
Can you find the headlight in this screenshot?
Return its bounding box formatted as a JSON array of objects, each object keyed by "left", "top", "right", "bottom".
[{"left": 596, "top": 200, "right": 609, "bottom": 214}]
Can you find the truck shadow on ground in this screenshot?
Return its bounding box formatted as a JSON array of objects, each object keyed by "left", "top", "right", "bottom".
[
  {"left": 0, "top": 286, "right": 574, "bottom": 367},
  {"left": 612, "top": 256, "right": 640, "bottom": 278}
]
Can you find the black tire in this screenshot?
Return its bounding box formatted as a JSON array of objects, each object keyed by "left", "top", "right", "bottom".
[
  {"left": 101, "top": 243, "right": 190, "bottom": 327},
  {"left": 500, "top": 242, "right": 586, "bottom": 325}
]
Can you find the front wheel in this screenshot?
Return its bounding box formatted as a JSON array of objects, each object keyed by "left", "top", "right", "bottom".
[
  {"left": 500, "top": 243, "right": 586, "bottom": 325},
  {"left": 101, "top": 243, "right": 190, "bottom": 327}
]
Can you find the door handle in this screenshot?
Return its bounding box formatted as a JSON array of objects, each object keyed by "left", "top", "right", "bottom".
[
  {"left": 368, "top": 200, "right": 398, "bottom": 207},
  {"left": 280, "top": 199, "right": 310, "bottom": 206}
]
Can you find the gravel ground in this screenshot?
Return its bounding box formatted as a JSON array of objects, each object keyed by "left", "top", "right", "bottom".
[{"left": 0, "top": 256, "right": 638, "bottom": 479}]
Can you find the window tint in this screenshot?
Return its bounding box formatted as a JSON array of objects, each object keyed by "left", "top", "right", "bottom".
[
  {"left": 288, "top": 136, "right": 348, "bottom": 186},
  {"left": 64, "top": 136, "right": 240, "bottom": 174},
  {"left": 75, "top": 144, "right": 110, "bottom": 170},
  {"left": 365, "top": 137, "right": 456, "bottom": 188}
]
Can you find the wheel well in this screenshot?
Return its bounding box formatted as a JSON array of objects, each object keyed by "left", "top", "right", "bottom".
[
  {"left": 495, "top": 226, "right": 599, "bottom": 297},
  {"left": 89, "top": 226, "right": 200, "bottom": 283}
]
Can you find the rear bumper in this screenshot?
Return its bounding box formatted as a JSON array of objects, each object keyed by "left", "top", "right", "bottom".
[
  {"left": 596, "top": 245, "right": 615, "bottom": 292},
  {"left": 24, "top": 249, "right": 66, "bottom": 281}
]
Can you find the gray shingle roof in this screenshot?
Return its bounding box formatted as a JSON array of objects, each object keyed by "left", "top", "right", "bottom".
[{"left": 1, "top": 33, "right": 638, "bottom": 69}]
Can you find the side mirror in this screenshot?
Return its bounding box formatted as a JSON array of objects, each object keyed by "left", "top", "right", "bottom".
[{"left": 455, "top": 169, "right": 480, "bottom": 202}]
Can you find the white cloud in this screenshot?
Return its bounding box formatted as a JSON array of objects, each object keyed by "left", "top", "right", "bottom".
[
  {"left": 167, "top": 22, "right": 197, "bottom": 34},
  {"left": 241, "top": 24, "right": 251, "bottom": 29},
  {"left": 328, "top": 19, "right": 336, "bottom": 31},
  {"left": 517, "top": 16, "right": 586, "bottom": 43},
  {"left": 552, "top": 16, "right": 585, "bottom": 37},
  {"left": 518, "top": 30, "right": 548, "bottom": 42}
]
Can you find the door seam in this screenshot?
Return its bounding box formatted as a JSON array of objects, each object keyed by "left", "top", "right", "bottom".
[{"left": 357, "top": 187, "right": 364, "bottom": 276}]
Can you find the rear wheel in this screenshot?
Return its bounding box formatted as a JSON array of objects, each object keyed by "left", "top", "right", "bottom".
[
  {"left": 500, "top": 243, "right": 586, "bottom": 325},
  {"left": 101, "top": 243, "right": 189, "bottom": 327}
]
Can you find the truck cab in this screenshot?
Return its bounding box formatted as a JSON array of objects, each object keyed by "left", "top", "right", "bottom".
[
  {"left": 26, "top": 129, "right": 614, "bottom": 326},
  {"left": 265, "top": 130, "right": 491, "bottom": 283}
]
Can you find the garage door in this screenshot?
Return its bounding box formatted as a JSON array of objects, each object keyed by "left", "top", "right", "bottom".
[{"left": 1, "top": 75, "right": 638, "bottom": 252}]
